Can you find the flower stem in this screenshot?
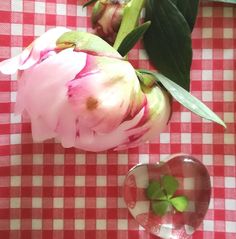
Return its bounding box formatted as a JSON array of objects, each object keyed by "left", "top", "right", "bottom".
[{"left": 113, "top": 0, "right": 146, "bottom": 50}]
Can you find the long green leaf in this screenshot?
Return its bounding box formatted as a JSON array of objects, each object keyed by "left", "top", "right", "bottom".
[
  {"left": 170, "top": 0, "right": 200, "bottom": 32},
  {"left": 139, "top": 70, "right": 226, "bottom": 128},
  {"left": 143, "top": 0, "right": 192, "bottom": 91},
  {"left": 207, "top": 0, "right": 236, "bottom": 3},
  {"left": 117, "top": 21, "right": 151, "bottom": 57}
]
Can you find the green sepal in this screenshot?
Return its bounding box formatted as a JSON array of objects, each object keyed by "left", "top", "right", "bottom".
[
  {"left": 117, "top": 21, "right": 151, "bottom": 57},
  {"left": 170, "top": 196, "right": 189, "bottom": 212},
  {"left": 83, "top": 0, "right": 98, "bottom": 8},
  {"left": 138, "top": 70, "right": 227, "bottom": 128},
  {"left": 56, "top": 31, "right": 120, "bottom": 56},
  {"left": 151, "top": 200, "right": 170, "bottom": 216},
  {"left": 136, "top": 71, "right": 156, "bottom": 88}
]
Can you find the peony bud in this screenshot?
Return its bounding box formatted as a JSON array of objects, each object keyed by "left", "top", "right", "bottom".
[
  {"left": 91, "top": 0, "right": 129, "bottom": 44},
  {"left": 0, "top": 27, "right": 171, "bottom": 152}
]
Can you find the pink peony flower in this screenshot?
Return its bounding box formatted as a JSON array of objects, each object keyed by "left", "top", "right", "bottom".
[{"left": 0, "top": 27, "right": 171, "bottom": 152}]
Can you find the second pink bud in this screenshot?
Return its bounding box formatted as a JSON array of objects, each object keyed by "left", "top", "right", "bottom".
[{"left": 91, "top": 0, "right": 129, "bottom": 44}]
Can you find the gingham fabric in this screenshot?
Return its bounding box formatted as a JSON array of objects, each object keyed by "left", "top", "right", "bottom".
[{"left": 0, "top": 1, "right": 235, "bottom": 239}]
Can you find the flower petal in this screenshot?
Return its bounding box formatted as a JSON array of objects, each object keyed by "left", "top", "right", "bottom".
[
  {"left": 68, "top": 54, "right": 145, "bottom": 134},
  {"left": 16, "top": 48, "right": 87, "bottom": 143},
  {"left": 0, "top": 55, "right": 21, "bottom": 75},
  {"left": 0, "top": 27, "right": 70, "bottom": 75}
]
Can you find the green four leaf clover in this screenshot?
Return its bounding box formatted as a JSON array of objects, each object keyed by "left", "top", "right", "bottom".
[{"left": 146, "top": 175, "right": 189, "bottom": 216}]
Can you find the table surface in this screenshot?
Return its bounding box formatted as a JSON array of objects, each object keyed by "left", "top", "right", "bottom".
[{"left": 0, "top": 1, "right": 235, "bottom": 239}]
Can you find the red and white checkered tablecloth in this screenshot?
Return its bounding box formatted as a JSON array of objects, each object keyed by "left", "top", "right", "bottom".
[{"left": 0, "top": 1, "right": 235, "bottom": 239}]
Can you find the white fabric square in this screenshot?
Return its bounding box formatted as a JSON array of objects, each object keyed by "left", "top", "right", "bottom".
[
  {"left": 54, "top": 176, "right": 64, "bottom": 186},
  {"left": 97, "top": 154, "right": 107, "bottom": 164},
  {"left": 75, "top": 154, "right": 85, "bottom": 164},
  {"left": 96, "top": 176, "right": 106, "bottom": 186},
  {"left": 53, "top": 198, "right": 64, "bottom": 208},
  {"left": 10, "top": 198, "right": 21, "bottom": 208},
  {"left": 181, "top": 112, "right": 191, "bottom": 122},
  {"left": 35, "top": 1, "right": 45, "bottom": 14},
  {"left": 11, "top": 176, "right": 21, "bottom": 187},
  {"left": 117, "top": 219, "right": 128, "bottom": 230},
  {"left": 32, "top": 197, "right": 42, "bottom": 208},
  {"left": 202, "top": 28, "right": 212, "bottom": 38},
  {"left": 75, "top": 219, "right": 85, "bottom": 230},
  {"left": 32, "top": 219, "right": 42, "bottom": 230},
  {"left": 226, "top": 221, "right": 236, "bottom": 233},
  {"left": 96, "top": 198, "right": 106, "bottom": 208},
  {"left": 225, "top": 177, "right": 235, "bottom": 188},
  {"left": 96, "top": 219, "right": 106, "bottom": 230},
  {"left": 181, "top": 133, "right": 191, "bottom": 144},
  {"left": 10, "top": 219, "right": 20, "bottom": 230},
  {"left": 53, "top": 219, "right": 64, "bottom": 230},
  {"left": 33, "top": 176, "right": 43, "bottom": 186},
  {"left": 139, "top": 154, "right": 150, "bottom": 163},
  {"left": 75, "top": 198, "right": 85, "bottom": 208},
  {"left": 202, "top": 49, "right": 213, "bottom": 59},
  {"left": 203, "top": 7, "right": 213, "bottom": 17},
  {"left": 203, "top": 220, "right": 214, "bottom": 231},
  {"left": 11, "top": 1, "right": 23, "bottom": 12},
  {"left": 202, "top": 70, "right": 212, "bottom": 81},
  {"left": 118, "top": 154, "right": 128, "bottom": 164},
  {"left": 11, "top": 24, "right": 22, "bottom": 35},
  {"left": 160, "top": 133, "right": 170, "bottom": 144},
  {"left": 77, "top": 5, "right": 86, "bottom": 17},
  {"left": 224, "top": 28, "right": 233, "bottom": 39},
  {"left": 56, "top": 4, "right": 66, "bottom": 15},
  {"left": 33, "top": 154, "right": 44, "bottom": 165},
  {"left": 75, "top": 176, "right": 85, "bottom": 186}
]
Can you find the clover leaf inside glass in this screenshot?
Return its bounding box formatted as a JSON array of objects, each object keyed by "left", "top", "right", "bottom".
[{"left": 146, "top": 174, "right": 189, "bottom": 216}]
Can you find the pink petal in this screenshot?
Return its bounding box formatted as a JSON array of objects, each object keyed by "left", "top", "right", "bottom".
[
  {"left": 69, "top": 54, "right": 145, "bottom": 134},
  {"left": 75, "top": 108, "right": 145, "bottom": 152},
  {"left": 0, "top": 55, "right": 21, "bottom": 75},
  {"left": 30, "top": 116, "right": 56, "bottom": 142},
  {"left": 56, "top": 102, "right": 77, "bottom": 148},
  {"left": 16, "top": 48, "right": 87, "bottom": 143},
  {"left": 19, "top": 27, "right": 70, "bottom": 70},
  {"left": 0, "top": 27, "right": 70, "bottom": 75}
]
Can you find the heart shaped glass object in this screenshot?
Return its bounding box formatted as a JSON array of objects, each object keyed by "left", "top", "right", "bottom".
[{"left": 123, "top": 154, "right": 211, "bottom": 239}]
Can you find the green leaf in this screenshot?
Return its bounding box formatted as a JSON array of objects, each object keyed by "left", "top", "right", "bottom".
[
  {"left": 83, "top": 0, "right": 98, "bottom": 8},
  {"left": 143, "top": 0, "right": 192, "bottom": 91},
  {"left": 207, "top": 0, "right": 236, "bottom": 3},
  {"left": 162, "top": 175, "right": 179, "bottom": 198},
  {"left": 56, "top": 31, "right": 119, "bottom": 57},
  {"left": 170, "top": 0, "right": 199, "bottom": 32},
  {"left": 139, "top": 70, "right": 226, "bottom": 128},
  {"left": 146, "top": 181, "right": 166, "bottom": 200},
  {"left": 151, "top": 200, "right": 170, "bottom": 216},
  {"left": 171, "top": 196, "right": 189, "bottom": 212},
  {"left": 117, "top": 21, "right": 151, "bottom": 57}
]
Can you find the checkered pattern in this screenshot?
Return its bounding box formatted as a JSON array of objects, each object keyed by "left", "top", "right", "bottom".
[{"left": 0, "top": 1, "right": 235, "bottom": 239}]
